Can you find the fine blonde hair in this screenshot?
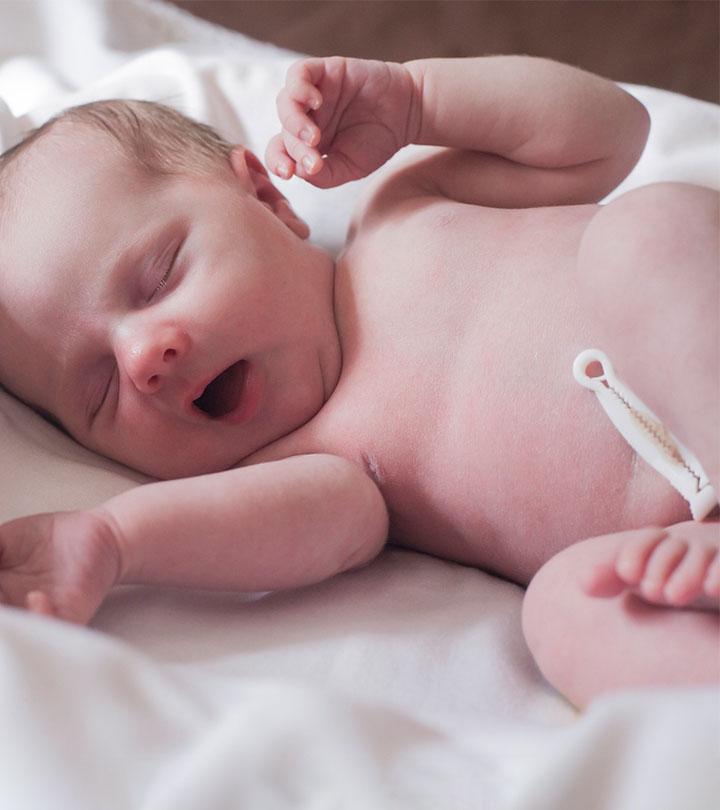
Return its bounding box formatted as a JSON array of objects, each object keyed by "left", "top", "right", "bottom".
[{"left": 0, "top": 98, "right": 234, "bottom": 184}]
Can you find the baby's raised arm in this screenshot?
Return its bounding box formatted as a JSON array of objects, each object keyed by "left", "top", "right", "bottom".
[
  {"left": 269, "top": 55, "right": 649, "bottom": 207},
  {"left": 0, "top": 455, "right": 388, "bottom": 624}
]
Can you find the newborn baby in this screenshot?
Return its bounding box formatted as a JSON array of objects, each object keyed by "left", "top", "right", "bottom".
[{"left": 0, "top": 55, "right": 717, "bottom": 708}]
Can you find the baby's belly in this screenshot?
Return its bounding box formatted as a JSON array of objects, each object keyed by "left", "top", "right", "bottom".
[
  {"left": 400, "top": 369, "right": 691, "bottom": 585},
  {"left": 384, "top": 373, "right": 691, "bottom": 585},
  {"left": 310, "top": 200, "right": 691, "bottom": 584},
  {"left": 377, "top": 251, "right": 691, "bottom": 583}
]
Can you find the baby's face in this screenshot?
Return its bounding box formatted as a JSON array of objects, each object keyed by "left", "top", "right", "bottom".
[{"left": 0, "top": 128, "right": 340, "bottom": 478}]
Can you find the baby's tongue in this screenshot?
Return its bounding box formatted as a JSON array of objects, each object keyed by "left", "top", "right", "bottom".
[{"left": 194, "top": 360, "right": 246, "bottom": 418}]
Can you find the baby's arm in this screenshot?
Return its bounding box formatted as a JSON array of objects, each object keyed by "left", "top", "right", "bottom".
[
  {"left": 402, "top": 55, "right": 650, "bottom": 206},
  {"left": 0, "top": 454, "right": 388, "bottom": 623},
  {"left": 270, "top": 55, "right": 649, "bottom": 207},
  {"left": 102, "top": 454, "right": 387, "bottom": 590}
]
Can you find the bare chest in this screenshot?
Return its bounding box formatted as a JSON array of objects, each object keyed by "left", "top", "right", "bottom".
[{"left": 278, "top": 200, "right": 688, "bottom": 582}]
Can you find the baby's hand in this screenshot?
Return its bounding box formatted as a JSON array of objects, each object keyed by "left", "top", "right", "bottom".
[
  {"left": 0, "top": 510, "right": 121, "bottom": 624},
  {"left": 266, "top": 56, "right": 420, "bottom": 188}
]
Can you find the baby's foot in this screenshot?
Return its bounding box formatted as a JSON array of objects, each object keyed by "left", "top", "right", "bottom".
[{"left": 582, "top": 522, "right": 720, "bottom": 610}]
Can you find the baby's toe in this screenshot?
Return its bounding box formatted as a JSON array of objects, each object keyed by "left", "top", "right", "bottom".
[
  {"left": 614, "top": 527, "right": 667, "bottom": 585},
  {"left": 703, "top": 552, "right": 720, "bottom": 599},
  {"left": 639, "top": 536, "right": 687, "bottom": 602},
  {"left": 663, "top": 543, "right": 715, "bottom": 606},
  {"left": 580, "top": 561, "right": 626, "bottom": 598}
]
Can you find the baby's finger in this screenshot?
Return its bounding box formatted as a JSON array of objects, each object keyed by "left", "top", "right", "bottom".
[
  {"left": 26, "top": 590, "right": 55, "bottom": 617},
  {"left": 284, "top": 73, "right": 323, "bottom": 113},
  {"left": 265, "top": 133, "right": 296, "bottom": 180},
  {"left": 276, "top": 88, "right": 321, "bottom": 147},
  {"left": 285, "top": 58, "right": 327, "bottom": 100},
  {"left": 296, "top": 151, "right": 361, "bottom": 190},
  {"left": 281, "top": 130, "right": 324, "bottom": 177}
]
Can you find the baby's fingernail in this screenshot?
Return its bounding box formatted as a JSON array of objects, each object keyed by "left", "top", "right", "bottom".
[
  {"left": 310, "top": 95, "right": 321, "bottom": 110},
  {"left": 277, "top": 160, "right": 292, "bottom": 178},
  {"left": 302, "top": 155, "right": 318, "bottom": 173},
  {"left": 300, "top": 128, "right": 314, "bottom": 145}
]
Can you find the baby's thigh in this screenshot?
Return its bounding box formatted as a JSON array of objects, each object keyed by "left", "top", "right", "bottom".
[
  {"left": 578, "top": 182, "right": 718, "bottom": 347},
  {"left": 582, "top": 176, "right": 716, "bottom": 251},
  {"left": 576, "top": 182, "right": 719, "bottom": 473}
]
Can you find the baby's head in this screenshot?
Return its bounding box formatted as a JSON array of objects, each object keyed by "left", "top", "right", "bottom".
[{"left": 0, "top": 100, "right": 340, "bottom": 478}]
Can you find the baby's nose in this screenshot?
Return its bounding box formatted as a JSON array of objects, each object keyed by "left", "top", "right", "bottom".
[{"left": 119, "top": 323, "right": 190, "bottom": 395}]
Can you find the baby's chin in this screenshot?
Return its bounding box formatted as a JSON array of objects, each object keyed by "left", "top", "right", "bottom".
[
  {"left": 88, "top": 437, "right": 245, "bottom": 481},
  {"left": 131, "top": 448, "right": 245, "bottom": 480}
]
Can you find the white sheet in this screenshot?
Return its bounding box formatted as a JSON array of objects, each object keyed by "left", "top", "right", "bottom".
[{"left": 1, "top": 2, "right": 718, "bottom": 808}]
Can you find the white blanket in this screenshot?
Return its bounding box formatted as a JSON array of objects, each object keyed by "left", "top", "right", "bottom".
[{"left": 1, "top": 2, "right": 718, "bottom": 808}]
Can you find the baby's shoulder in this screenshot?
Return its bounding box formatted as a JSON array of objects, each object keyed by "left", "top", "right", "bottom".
[{"left": 347, "top": 146, "right": 448, "bottom": 242}]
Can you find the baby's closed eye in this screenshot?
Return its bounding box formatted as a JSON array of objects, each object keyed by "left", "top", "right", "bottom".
[{"left": 145, "top": 239, "right": 183, "bottom": 302}]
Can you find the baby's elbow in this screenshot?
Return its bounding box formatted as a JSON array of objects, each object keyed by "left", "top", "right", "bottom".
[
  {"left": 596, "top": 94, "right": 651, "bottom": 200},
  {"left": 328, "top": 456, "right": 389, "bottom": 572},
  {"left": 347, "top": 472, "right": 389, "bottom": 570},
  {"left": 619, "top": 91, "right": 651, "bottom": 172},
  {"left": 630, "top": 94, "right": 651, "bottom": 156}
]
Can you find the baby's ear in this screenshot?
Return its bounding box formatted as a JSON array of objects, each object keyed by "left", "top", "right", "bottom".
[{"left": 229, "top": 147, "right": 310, "bottom": 239}]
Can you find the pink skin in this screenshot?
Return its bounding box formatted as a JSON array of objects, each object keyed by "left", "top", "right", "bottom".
[
  {"left": 0, "top": 50, "right": 717, "bottom": 697},
  {"left": 523, "top": 179, "right": 718, "bottom": 706},
  {"left": 0, "top": 511, "right": 119, "bottom": 624},
  {"left": 582, "top": 522, "right": 720, "bottom": 609},
  {"left": 0, "top": 127, "right": 342, "bottom": 480},
  {"left": 266, "top": 56, "right": 419, "bottom": 187},
  {"left": 266, "top": 57, "right": 716, "bottom": 619},
  {"left": 0, "top": 127, "right": 341, "bottom": 622},
  {"left": 0, "top": 60, "right": 420, "bottom": 624},
  {"left": 0, "top": 57, "right": 422, "bottom": 624}
]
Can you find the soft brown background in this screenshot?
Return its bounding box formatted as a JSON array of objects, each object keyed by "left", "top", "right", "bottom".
[{"left": 170, "top": 0, "right": 719, "bottom": 103}]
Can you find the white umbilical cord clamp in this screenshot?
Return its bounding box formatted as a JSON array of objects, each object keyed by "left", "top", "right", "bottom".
[{"left": 573, "top": 349, "right": 718, "bottom": 521}]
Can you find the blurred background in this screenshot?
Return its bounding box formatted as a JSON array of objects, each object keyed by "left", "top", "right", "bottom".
[{"left": 170, "top": 0, "right": 718, "bottom": 103}]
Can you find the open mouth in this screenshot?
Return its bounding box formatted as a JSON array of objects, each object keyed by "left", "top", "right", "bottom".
[{"left": 193, "top": 360, "right": 248, "bottom": 419}]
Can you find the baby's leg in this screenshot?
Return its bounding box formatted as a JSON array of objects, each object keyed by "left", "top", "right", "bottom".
[
  {"left": 528, "top": 185, "right": 720, "bottom": 707},
  {"left": 522, "top": 527, "right": 719, "bottom": 709}
]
